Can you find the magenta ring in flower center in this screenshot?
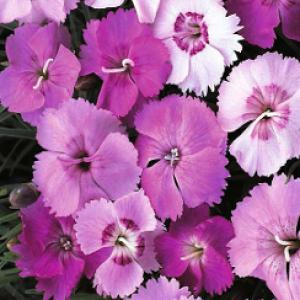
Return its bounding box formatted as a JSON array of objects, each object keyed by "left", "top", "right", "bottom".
[{"left": 173, "top": 12, "right": 209, "bottom": 55}]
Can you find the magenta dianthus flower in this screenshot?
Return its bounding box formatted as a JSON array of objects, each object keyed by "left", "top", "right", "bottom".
[
  {"left": 33, "top": 99, "right": 141, "bottom": 217},
  {"left": 226, "top": 0, "right": 300, "bottom": 48},
  {"left": 0, "top": 22, "right": 80, "bottom": 126},
  {"left": 13, "top": 197, "right": 98, "bottom": 300},
  {"left": 218, "top": 52, "right": 300, "bottom": 176},
  {"left": 229, "top": 175, "right": 300, "bottom": 300},
  {"left": 80, "top": 9, "right": 171, "bottom": 117},
  {"left": 130, "top": 276, "right": 202, "bottom": 300},
  {"left": 153, "top": 0, "right": 242, "bottom": 95},
  {"left": 135, "top": 96, "right": 228, "bottom": 221},
  {"left": 75, "top": 191, "right": 162, "bottom": 298},
  {"left": 155, "top": 205, "right": 234, "bottom": 295}
]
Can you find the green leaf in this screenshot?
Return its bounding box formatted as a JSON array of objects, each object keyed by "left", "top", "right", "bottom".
[{"left": 0, "top": 128, "right": 36, "bottom": 140}]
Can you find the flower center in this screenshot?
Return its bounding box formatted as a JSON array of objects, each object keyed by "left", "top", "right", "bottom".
[
  {"left": 173, "top": 12, "right": 209, "bottom": 55},
  {"left": 33, "top": 58, "right": 54, "bottom": 90},
  {"left": 102, "top": 219, "right": 145, "bottom": 265},
  {"left": 59, "top": 235, "right": 73, "bottom": 252},
  {"left": 275, "top": 235, "right": 300, "bottom": 262},
  {"left": 164, "top": 148, "right": 180, "bottom": 166},
  {"left": 244, "top": 84, "right": 290, "bottom": 140},
  {"left": 181, "top": 242, "right": 204, "bottom": 261},
  {"left": 101, "top": 58, "right": 135, "bottom": 74},
  {"left": 76, "top": 151, "right": 91, "bottom": 172}
]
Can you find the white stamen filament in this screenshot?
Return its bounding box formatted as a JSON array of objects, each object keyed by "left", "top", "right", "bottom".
[
  {"left": 180, "top": 251, "right": 201, "bottom": 261},
  {"left": 164, "top": 148, "right": 180, "bottom": 166},
  {"left": 101, "top": 58, "right": 135, "bottom": 74},
  {"left": 117, "top": 236, "right": 136, "bottom": 253},
  {"left": 275, "top": 235, "right": 295, "bottom": 263},
  {"left": 33, "top": 58, "right": 54, "bottom": 90},
  {"left": 284, "top": 246, "right": 292, "bottom": 263},
  {"left": 274, "top": 235, "right": 293, "bottom": 246},
  {"left": 252, "top": 110, "right": 281, "bottom": 127}
]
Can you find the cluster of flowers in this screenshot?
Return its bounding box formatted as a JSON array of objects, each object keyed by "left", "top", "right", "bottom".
[{"left": 0, "top": 0, "right": 300, "bottom": 299}]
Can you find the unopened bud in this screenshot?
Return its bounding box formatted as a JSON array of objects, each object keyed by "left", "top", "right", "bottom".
[{"left": 9, "top": 183, "right": 39, "bottom": 209}]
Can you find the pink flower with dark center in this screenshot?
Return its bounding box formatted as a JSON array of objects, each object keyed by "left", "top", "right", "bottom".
[
  {"left": 130, "top": 276, "right": 202, "bottom": 300},
  {"left": 75, "top": 191, "right": 162, "bottom": 298},
  {"left": 229, "top": 175, "right": 300, "bottom": 300},
  {"left": 85, "top": 0, "right": 161, "bottom": 23},
  {"left": 226, "top": 0, "right": 300, "bottom": 48},
  {"left": 33, "top": 99, "right": 141, "bottom": 217},
  {"left": 135, "top": 96, "right": 228, "bottom": 221},
  {"left": 218, "top": 52, "right": 300, "bottom": 176},
  {"left": 80, "top": 9, "right": 171, "bottom": 117},
  {"left": 153, "top": 0, "right": 242, "bottom": 95},
  {"left": 155, "top": 205, "right": 234, "bottom": 296},
  {"left": 13, "top": 197, "right": 100, "bottom": 300},
  {"left": 0, "top": 22, "right": 80, "bottom": 126},
  {"left": 0, "top": 0, "right": 79, "bottom": 24}
]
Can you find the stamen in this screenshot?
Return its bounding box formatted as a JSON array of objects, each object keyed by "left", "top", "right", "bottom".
[
  {"left": 42, "top": 58, "right": 54, "bottom": 74},
  {"left": 33, "top": 77, "right": 44, "bottom": 90},
  {"left": 274, "top": 235, "right": 293, "bottom": 246},
  {"left": 180, "top": 243, "right": 203, "bottom": 261},
  {"left": 33, "top": 58, "right": 54, "bottom": 90},
  {"left": 101, "top": 58, "right": 135, "bottom": 74},
  {"left": 164, "top": 148, "right": 180, "bottom": 166},
  {"left": 284, "top": 246, "right": 292, "bottom": 263},
  {"left": 117, "top": 236, "right": 136, "bottom": 253},
  {"left": 252, "top": 109, "right": 281, "bottom": 127}
]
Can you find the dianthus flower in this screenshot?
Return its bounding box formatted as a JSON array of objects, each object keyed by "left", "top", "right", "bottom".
[
  {"left": 226, "top": 0, "right": 300, "bottom": 48},
  {"left": 155, "top": 205, "right": 234, "bottom": 295},
  {"left": 130, "top": 276, "right": 202, "bottom": 300},
  {"left": 80, "top": 9, "right": 171, "bottom": 117},
  {"left": 33, "top": 99, "right": 141, "bottom": 216},
  {"left": 0, "top": 23, "right": 80, "bottom": 125},
  {"left": 218, "top": 52, "right": 300, "bottom": 176},
  {"left": 0, "top": 0, "right": 79, "bottom": 24},
  {"left": 153, "top": 0, "right": 242, "bottom": 95},
  {"left": 135, "top": 96, "right": 228, "bottom": 220},
  {"left": 75, "top": 191, "right": 162, "bottom": 298},
  {"left": 13, "top": 197, "right": 99, "bottom": 300},
  {"left": 229, "top": 175, "right": 300, "bottom": 300},
  {"left": 85, "top": 0, "right": 160, "bottom": 23}
]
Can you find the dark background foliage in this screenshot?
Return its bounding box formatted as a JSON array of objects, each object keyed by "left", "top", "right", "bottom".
[{"left": 0, "top": 0, "right": 300, "bottom": 299}]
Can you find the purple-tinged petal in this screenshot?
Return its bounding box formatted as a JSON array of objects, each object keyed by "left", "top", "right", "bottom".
[
  {"left": 155, "top": 233, "right": 188, "bottom": 277},
  {"left": 202, "top": 245, "right": 233, "bottom": 295},
  {"left": 75, "top": 199, "right": 118, "bottom": 255},
  {"left": 90, "top": 133, "right": 141, "bottom": 200},
  {"left": 141, "top": 161, "right": 183, "bottom": 221},
  {"left": 94, "top": 258, "right": 144, "bottom": 298},
  {"left": 114, "top": 191, "right": 156, "bottom": 233}
]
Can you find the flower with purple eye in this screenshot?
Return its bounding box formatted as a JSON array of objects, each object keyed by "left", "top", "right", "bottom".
[
  {"left": 13, "top": 197, "right": 99, "bottom": 300},
  {"left": 226, "top": 0, "right": 300, "bottom": 48},
  {"left": 80, "top": 9, "right": 171, "bottom": 117},
  {"left": 135, "top": 95, "right": 228, "bottom": 221},
  {"left": 33, "top": 99, "right": 141, "bottom": 217},
  {"left": 75, "top": 191, "right": 162, "bottom": 298},
  {"left": 129, "top": 276, "right": 202, "bottom": 300},
  {"left": 0, "top": 22, "right": 80, "bottom": 126},
  {"left": 218, "top": 52, "right": 300, "bottom": 176},
  {"left": 155, "top": 205, "right": 234, "bottom": 296},
  {"left": 153, "top": 0, "right": 242, "bottom": 95},
  {"left": 229, "top": 175, "right": 300, "bottom": 300}
]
